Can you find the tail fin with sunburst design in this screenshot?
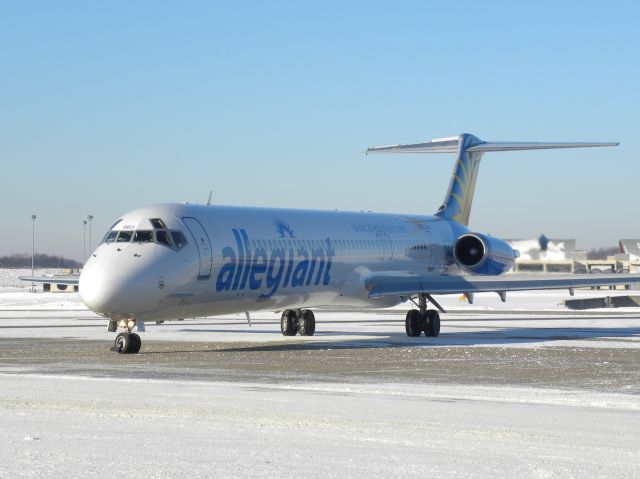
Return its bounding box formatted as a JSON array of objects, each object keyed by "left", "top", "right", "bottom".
[{"left": 366, "top": 133, "right": 618, "bottom": 226}]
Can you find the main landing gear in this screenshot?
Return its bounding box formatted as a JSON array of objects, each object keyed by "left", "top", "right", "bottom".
[
  {"left": 109, "top": 319, "right": 143, "bottom": 354},
  {"left": 280, "top": 309, "right": 316, "bottom": 336},
  {"left": 405, "top": 294, "right": 441, "bottom": 338}
]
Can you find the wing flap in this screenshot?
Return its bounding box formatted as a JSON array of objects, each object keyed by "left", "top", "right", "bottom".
[
  {"left": 366, "top": 273, "right": 640, "bottom": 298},
  {"left": 19, "top": 276, "right": 80, "bottom": 286}
]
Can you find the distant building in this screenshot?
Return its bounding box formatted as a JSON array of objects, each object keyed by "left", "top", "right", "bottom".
[
  {"left": 619, "top": 240, "right": 640, "bottom": 261},
  {"left": 507, "top": 238, "right": 576, "bottom": 261},
  {"left": 506, "top": 238, "right": 639, "bottom": 282}
]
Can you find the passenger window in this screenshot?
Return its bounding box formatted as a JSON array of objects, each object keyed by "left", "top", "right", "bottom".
[
  {"left": 156, "top": 230, "right": 172, "bottom": 247},
  {"left": 116, "top": 231, "right": 133, "bottom": 242},
  {"left": 105, "top": 231, "right": 118, "bottom": 243},
  {"left": 150, "top": 218, "right": 167, "bottom": 229},
  {"left": 171, "top": 231, "right": 187, "bottom": 250},
  {"left": 133, "top": 231, "right": 153, "bottom": 243}
]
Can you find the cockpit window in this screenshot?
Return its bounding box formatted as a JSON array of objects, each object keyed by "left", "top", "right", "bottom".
[
  {"left": 156, "top": 230, "right": 172, "bottom": 247},
  {"left": 150, "top": 218, "right": 167, "bottom": 229},
  {"left": 104, "top": 231, "right": 118, "bottom": 243},
  {"left": 101, "top": 220, "right": 123, "bottom": 243},
  {"left": 133, "top": 231, "right": 153, "bottom": 243},
  {"left": 104, "top": 219, "right": 186, "bottom": 251},
  {"left": 116, "top": 231, "right": 133, "bottom": 242},
  {"left": 171, "top": 231, "right": 187, "bottom": 250}
]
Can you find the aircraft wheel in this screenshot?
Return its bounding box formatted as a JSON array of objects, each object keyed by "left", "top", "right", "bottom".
[
  {"left": 299, "top": 310, "right": 316, "bottom": 336},
  {"left": 426, "top": 310, "right": 441, "bottom": 337},
  {"left": 129, "top": 333, "right": 142, "bottom": 354},
  {"left": 405, "top": 310, "right": 421, "bottom": 337},
  {"left": 114, "top": 332, "right": 133, "bottom": 354},
  {"left": 280, "top": 310, "right": 298, "bottom": 336}
]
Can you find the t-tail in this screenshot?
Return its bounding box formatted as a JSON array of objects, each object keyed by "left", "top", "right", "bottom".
[{"left": 366, "top": 133, "right": 618, "bottom": 226}]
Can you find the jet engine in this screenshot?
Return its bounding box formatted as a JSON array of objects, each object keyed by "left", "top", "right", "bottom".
[{"left": 453, "top": 233, "right": 517, "bottom": 275}]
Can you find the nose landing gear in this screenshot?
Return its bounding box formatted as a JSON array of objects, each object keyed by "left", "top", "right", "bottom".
[
  {"left": 114, "top": 331, "right": 142, "bottom": 354},
  {"left": 109, "top": 319, "right": 143, "bottom": 354},
  {"left": 280, "top": 309, "right": 316, "bottom": 336}
]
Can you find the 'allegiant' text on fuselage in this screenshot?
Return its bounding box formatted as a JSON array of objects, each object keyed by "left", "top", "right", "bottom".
[{"left": 216, "top": 229, "right": 335, "bottom": 300}]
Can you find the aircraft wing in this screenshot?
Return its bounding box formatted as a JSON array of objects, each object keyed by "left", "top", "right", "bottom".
[
  {"left": 366, "top": 272, "right": 640, "bottom": 299},
  {"left": 19, "top": 275, "right": 80, "bottom": 286}
]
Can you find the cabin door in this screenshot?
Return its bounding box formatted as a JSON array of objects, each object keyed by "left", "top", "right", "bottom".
[{"left": 182, "top": 217, "right": 213, "bottom": 280}]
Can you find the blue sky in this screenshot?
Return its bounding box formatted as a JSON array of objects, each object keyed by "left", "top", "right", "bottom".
[{"left": 1, "top": 1, "right": 638, "bottom": 260}]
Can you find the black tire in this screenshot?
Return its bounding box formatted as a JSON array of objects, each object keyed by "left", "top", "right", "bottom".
[
  {"left": 405, "top": 310, "right": 421, "bottom": 337},
  {"left": 129, "top": 333, "right": 142, "bottom": 354},
  {"left": 114, "top": 332, "right": 132, "bottom": 354},
  {"left": 299, "top": 310, "right": 316, "bottom": 336},
  {"left": 280, "top": 310, "right": 298, "bottom": 336},
  {"left": 426, "top": 310, "right": 441, "bottom": 337},
  {"left": 418, "top": 311, "right": 428, "bottom": 335}
]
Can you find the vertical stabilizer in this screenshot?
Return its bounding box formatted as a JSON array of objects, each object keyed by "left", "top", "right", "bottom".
[
  {"left": 365, "top": 133, "right": 618, "bottom": 227},
  {"left": 435, "top": 134, "right": 483, "bottom": 226}
]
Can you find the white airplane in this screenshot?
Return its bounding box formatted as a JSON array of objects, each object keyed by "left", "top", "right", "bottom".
[{"left": 23, "top": 133, "right": 640, "bottom": 354}]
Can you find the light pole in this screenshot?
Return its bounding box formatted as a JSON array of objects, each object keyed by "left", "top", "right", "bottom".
[
  {"left": 83, "top": 220, "right": 87, "bottom": 266},
  {"left": 31, "top": 214, "right": 36, "bottom": 293},
  {"left": 87, "top": 215, "right": 93, "bottom": 256}
]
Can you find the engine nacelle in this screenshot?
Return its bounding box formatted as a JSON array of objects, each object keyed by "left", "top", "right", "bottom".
[{"left": 453, "top": 233, "right": 516, "bottom": 275}]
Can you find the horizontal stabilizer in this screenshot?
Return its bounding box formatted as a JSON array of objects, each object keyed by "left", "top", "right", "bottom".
[
  {"left": 467, "top": 141, "right": 619, "bottom": 152},
  {"left": 366, "top": 139, "right": 618, "bottom": 154},
  {"left": 366, "top": 136, "right": 460, "bottom": 154}
]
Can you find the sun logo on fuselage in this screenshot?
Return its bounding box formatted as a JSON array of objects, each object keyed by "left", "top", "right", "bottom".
[{"left": 274, "top": 221, "right": 295, "bottom": 238}]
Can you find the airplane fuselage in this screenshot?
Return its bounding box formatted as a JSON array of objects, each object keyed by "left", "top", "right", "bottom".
[{"left": 79, "top": 203, "right": 471, "bottom": 322}]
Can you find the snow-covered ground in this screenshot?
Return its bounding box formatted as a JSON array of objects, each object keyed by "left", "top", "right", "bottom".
[
  {"left": 2, "top": 374, "right": 639, "bottom": 478},
  {"left": 2, "top": 268, "right": 640, "bottom": 477}
]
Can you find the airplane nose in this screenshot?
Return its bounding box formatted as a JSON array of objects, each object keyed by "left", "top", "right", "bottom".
[{"left": 79, "top": 260, "right": 131, "bottom": 315}]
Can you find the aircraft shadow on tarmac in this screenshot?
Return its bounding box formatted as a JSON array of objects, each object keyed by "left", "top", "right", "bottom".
[{"left": 146, "top": 325, "right": 640, "bottom": 355}]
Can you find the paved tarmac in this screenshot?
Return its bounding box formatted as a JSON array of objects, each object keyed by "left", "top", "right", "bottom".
[
  {"left": 2, "top": 287, "right": 640, "bottom": 394},
  {"left": 2, "top": 333, "right": 640, "bottom": 394}
]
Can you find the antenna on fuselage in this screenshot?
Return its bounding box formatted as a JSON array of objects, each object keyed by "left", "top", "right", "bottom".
[{"left": 206, "top": 190, "right": 213, "bottom": 206}]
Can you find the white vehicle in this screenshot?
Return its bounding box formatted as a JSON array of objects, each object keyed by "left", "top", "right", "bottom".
[{"left": 23, "top": 133, "right": 640, "bottom": 353}]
